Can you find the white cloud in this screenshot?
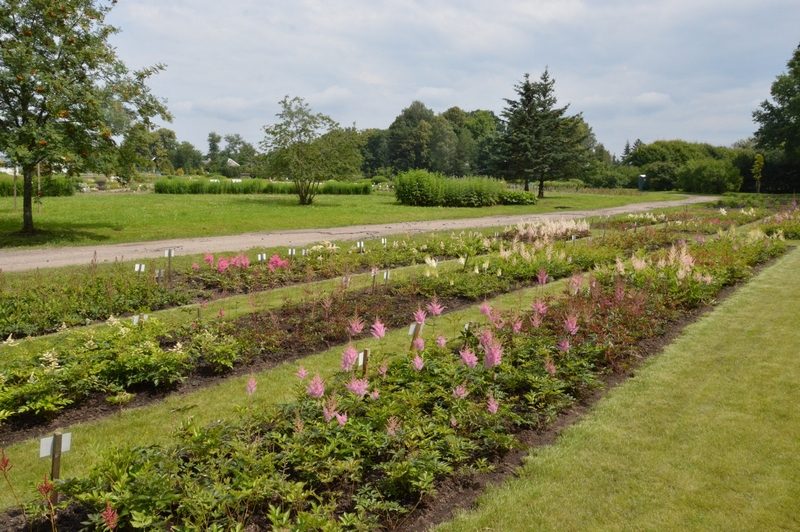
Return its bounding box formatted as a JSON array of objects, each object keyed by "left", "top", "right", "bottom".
[{"left": 106, "top": 0, "right": 800, "bottom": 155}]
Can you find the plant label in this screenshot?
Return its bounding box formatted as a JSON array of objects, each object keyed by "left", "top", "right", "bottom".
[
  {"left": 257, "top": 253, "right": 266, "bottom": 262},
  {"left": 408, "top": 323, "right": 423, "bottom": 335},
  {"left": 464, "top": 323, "right": 470, "bottom": 331},
  {"left": 288, "top": 248, "right": 296, "bottom": 257},
  {"left": 156, "top": 269, "right": 165, "bottom": 279},
  {"left": 381, "top": 237, "right": 387, "bottom": 246},
  {"left": 39, "top": 433, "right": 71, "bottom": 458},
  {"left": 164, "top": 248, "right": 175, "bottom": 258},
  {"left": 357, "top": 351, "right": 365, "bottom": 367},
  {"left": 132, "top": 315, "right": 140, "bottom": 325},
  {"left": 301, "top": 249, "right": 308, "bottom": 256},
  {"left": 383, "top": 270, "right": 390, "bottom": 280},
  {"left": 572, "top": 235, "right": 576, "bottom": 242},
  {"left": 134, "top": 263, "right": 145, "bottom": 273}
]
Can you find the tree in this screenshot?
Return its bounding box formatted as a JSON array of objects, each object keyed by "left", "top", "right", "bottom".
[
  {"left": 0, "top": 0, "right": 168, "bottom": 233},
  {"left": 499, "top": 70, "right": 587, "bottom": 197},
  {"left": 172, "top": 141, "right": 203, "bottom": 173},
  {"left": 261, "top": 96, "right": 360, "bottom": 205},
  {"left": 387, "top": 101, "right": 435, "bottom": 171},
  {"left": 754, "top": 44, "right": 800, "bottom": 160}
]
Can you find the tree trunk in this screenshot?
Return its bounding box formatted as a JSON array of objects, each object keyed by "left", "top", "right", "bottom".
[
  {"left": 756, "top": 179, "right": 761, "bottom": 194},
  {"left": 22, "top": 166, "right": 35, "bottom": 233},
  {"left": 537, "top": 178, "right": 545, "bottom": 199},
  {"left": 523, "top": 180, "right": 530, "bottom": 192}
]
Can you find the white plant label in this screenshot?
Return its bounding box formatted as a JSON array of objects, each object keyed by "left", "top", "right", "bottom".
[
  {"left": 357, "top": 351, "right": 365, "bottom": 367},
  {"left": 408, "top": 323, "right": 423, "bottom": 335},
  {"left": 134, "top": 264, "right": 145, "bottom": 273},
  {"left": 39, "top": 433, "right": 72, "bottom": 458},
  {"left": 164, "top": 248, "right": 175, "bottom": 258}
]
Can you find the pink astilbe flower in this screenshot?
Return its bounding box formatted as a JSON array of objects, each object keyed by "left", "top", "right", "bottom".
[
  {"left": 347, "top": 316, "right": 365, "bottom": 336},
  {"left": 217, "top": 309, "right": 225, "bottom": 318},
  {"left": 267, "top": 254, "right": 290, "bottom": 272},
  {"left": 511, "top": 318, "right": 523, "bottom": 334},
  {"left": 370, "top": 389, "right": 380, "bottom": 400},
  {"left": 531, "top": 299, "right": 548, "bottom": 315},
  {"left": 307, "top": 375, "right": 325, "bottom": 398},
  {"left": 335, "top": 412, "right": 348, "bottom": 426},
  {"left": 544, "top": 357, "right": 557, "bottom": 376},
  {"left": 412, "top": 336, "right": 425, "bottom": 352},
  {"left": 479, "top": 301, "right": 493, "bottom": 317},
  {"left": 484, "top": 342, "right": 503, "bottom": 368},
  {"left": 436, "top": 335, "right": 447, "bottom": 348},
  {"left": 378, "top": 361, "right": 389, "bottom": 377},
  {"left": 246, "top": 375, "right": 257, "bottom": 396},
  {"left": 296, "top": 366, "right": 308, "bottom": 380},
  {"left": 564, "top": 314, "right": 579, "bottom": 336},
  {"left": 412, "top": 355, "right": 425, "bottom": 371},
  {"left": 450, "top": 416, "right": 458, "bottom": 428},
  {"left": 370, "top": 318, "right": 387, "bottom": 339},
  {"left": 557, "top": 338, "right": 571, "bottom": 352},
  {"left": 101, "top": 501, "right": 119, "bottom": 531},
  {"left": 217, "top": 258, "right": 230, "bottom": 273},
  {"left": 346, "top": 377, "right": 370, "bottom": 398},
  {"left": 323, "top": 397, "right": 338, "bottom": 422},
  {"left": 530, "top": 312, "right": 543, "bottom": 328},
  {"left": 386, "top": 416, "right": 400, "bottom": 437},
  {"left": 413, "top": 307, "right": 427, "bottom": 324},
  {"left": 426, "top": 297, "right": 446, "bottom": 316},
  {"left": 568, "top": 273, "right": 583, "bottom": 295},
  {"left": 487, "top": 395, "right": 499, "bottom": 414},
  {"left": 459, "top": 347, "right": 478, "bottom": 368},
  {"left": 478, "top": 328, "right": 495, "bottom": 349},
  {"left": 536, "top": 268, "right": 549, "bottom": 285},
  {"left": 191, "top": 262, "right": 200, "bottom": 271},
  {"left": 341, "top": 345, "right": 359, "bottom": 371},
  {"left": 203, "top": 253, "right": 214, "bottom": 266},
  {"left": 237, "top": 254, "right": 250, "bottom": 268},
  {"left": 452, "top": 384, "right": 468, "bottom": 399}
]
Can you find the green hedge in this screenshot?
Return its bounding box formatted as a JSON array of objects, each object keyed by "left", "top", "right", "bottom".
[
  {"left": 154, "top": 178, "right": 372, "bottom": 195},
  {"left": 394, "top": 170, "right": 535, "bottom": 207},
  {"left": 0, "top": 175, "right": 75, "bottom": 197}
]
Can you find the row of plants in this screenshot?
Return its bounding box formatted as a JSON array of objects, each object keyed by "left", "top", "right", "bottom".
[
  {"left": 6, "top": 228, "right": 786, "bottom": 530},
  {"left": 0, "top": 229, "right": 684, "bottom": 427},
  {"left": 153, "top": 178, "right": 372, "bottom": 195},
  {"left": 760, "top": 202, "right": 800, "bottom": 239},
  {"left": 0, "top": 175, "right": 76, "bottom": 197},
  {"left": 394, "top": 170, "right": 536, "bottom": 207},
  {"left": 593, "top": 205, "right": 768, "bottom": 233},
  {"left": 0, "top": 231, "right": 501, "bottom": 339}
]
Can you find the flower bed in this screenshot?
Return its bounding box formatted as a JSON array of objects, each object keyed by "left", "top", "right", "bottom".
[
  {"left": 0, "top": 229, "right": 682, "bottom": 427},
  {"left": 760, "top": 203, "right": 800, "bottom": 239},
  {"left": 594, "top": 205, "right": 767, "bottom": 233},
  {"left": 9, "top": 230, "right": 784, "bottom": 530}
]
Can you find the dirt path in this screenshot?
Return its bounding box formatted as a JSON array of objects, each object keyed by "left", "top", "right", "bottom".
[{"left": 0, "top": 196, "right": 715, "bottom": 272}]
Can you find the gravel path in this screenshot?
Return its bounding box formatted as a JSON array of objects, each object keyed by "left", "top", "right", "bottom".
[{"left": 0, "top": 196, "right": 716, "bottom": 272}]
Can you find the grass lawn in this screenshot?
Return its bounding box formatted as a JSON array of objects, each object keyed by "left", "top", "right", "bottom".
[
  {"left": 438, "top": 246, "right": 800, "bottom": 531},
  {"left": 0, "top": 190, "right": 682, "bottom": 248},
  {"left": 0, "top": 278, "right": 564, "bottom": 510}
]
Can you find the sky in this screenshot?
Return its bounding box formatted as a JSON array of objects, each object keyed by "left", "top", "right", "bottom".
[{"left": 107, "top": 0, "right": 800, "bottom": 157}]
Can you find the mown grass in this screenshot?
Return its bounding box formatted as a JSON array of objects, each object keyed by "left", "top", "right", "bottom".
[
  {"left": 0, "top": 190, "right": 681, "bottom": 248},
  {"left": 438, "top": 245, "right": 800, "bottom": 531},
  {"left": 0, "top": 278, "right": 564, "bottom": 510}
]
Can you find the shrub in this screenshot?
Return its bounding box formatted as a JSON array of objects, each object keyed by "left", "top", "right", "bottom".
[
  {"left": 395, "top": 170, "right": 533, "bottom": 207},
  {"left": 677, "top": 159, "right": 742, "bottom": 193}
]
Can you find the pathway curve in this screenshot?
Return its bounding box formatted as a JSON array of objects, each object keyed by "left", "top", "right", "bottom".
[{"left": 0, "top": 195, "right": 716, "bottom": 272}]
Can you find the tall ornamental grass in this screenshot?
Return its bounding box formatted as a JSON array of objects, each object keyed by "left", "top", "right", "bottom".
[{"left": 394, "top": 170, "right": 535, "bottom": 207}]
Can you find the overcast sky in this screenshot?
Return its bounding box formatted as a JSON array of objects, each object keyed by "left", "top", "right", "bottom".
[{"left": 107, "top": 0, "right": 799, "bottom": 156}]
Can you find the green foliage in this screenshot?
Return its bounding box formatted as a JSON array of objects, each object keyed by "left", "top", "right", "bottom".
[
  {"left": 676, "top": 159, "right": 742, "bottom": 193},
  {"left": 153, "top": 178, "right": 372, "bottom": 195},
  {"left": 499, "top": 70, "right": 589, "bottom": 198},
  {"left": 754, "top": 44, "right": 800, "bottom": 161},
  {"left": 394, "top": 170, "right": 533, "bottom": 207},
  {"left": 0, "top": 175, "right": 75, "bottom": 197},
  {"left": 0, "top": 0, "right": 169, "bottom": 232},
  {"left": 261, "top": 96, "right": 362, "bottom": 205}
]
